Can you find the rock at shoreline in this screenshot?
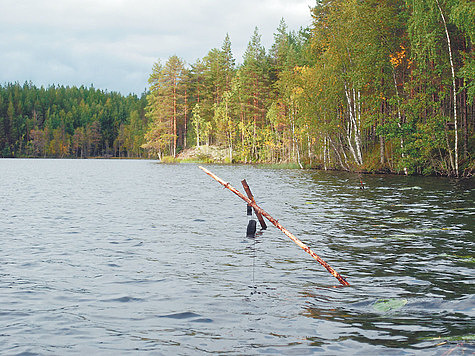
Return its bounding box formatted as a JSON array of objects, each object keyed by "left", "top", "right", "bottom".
[{"left": 177, "top": 145, "right": 229, "bottom": 162}]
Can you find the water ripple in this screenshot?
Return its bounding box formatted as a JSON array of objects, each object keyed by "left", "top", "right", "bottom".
[{"left": 0, "top": 159, "right": 473, "bottom": 354}]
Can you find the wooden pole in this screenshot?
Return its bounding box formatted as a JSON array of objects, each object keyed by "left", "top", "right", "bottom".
[
  {"left": 241, "top": 179, "right": 267, "bottom": 230},
  {"left": 199, "top": 166, "right": 350, "bottom": 286}
]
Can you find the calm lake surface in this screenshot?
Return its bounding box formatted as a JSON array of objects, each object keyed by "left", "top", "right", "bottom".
[{"left": 1, "top": 159, "right": 474, "bottom": 355}]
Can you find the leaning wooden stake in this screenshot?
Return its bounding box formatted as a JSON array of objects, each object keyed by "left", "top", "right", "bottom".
[
  {"left": 241, "top": 179, "right": 267, "bottom": 230},
  {"left": 199, "top": 166, "right": 350, "bottom": 286}
]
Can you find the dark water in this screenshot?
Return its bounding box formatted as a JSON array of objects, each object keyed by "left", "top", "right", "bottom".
[{"left": 1, "top": 159, "right": 473, "bottom": 355}]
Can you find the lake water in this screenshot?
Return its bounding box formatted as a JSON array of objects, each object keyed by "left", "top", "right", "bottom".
[{"left": 1, "top": 159, "right": 473, "bottom": 355}]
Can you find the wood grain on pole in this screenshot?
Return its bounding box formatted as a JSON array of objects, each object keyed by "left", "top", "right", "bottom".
[
  {"left": 199, "top": 166, "right": 350, "bottom": 286},
  {"left": 241, "top": 179, "right": 267, "bottom": 230}
]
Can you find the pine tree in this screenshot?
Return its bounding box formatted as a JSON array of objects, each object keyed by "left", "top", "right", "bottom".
[
  {"left": 143, "top": 56, "right": 186, "bottom": 157},
  {"left": 238, "top": 27, "right": 271, "bottom": 160}
]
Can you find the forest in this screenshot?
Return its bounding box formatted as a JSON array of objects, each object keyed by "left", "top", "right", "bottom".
[
  {"left": 0, "top": 83, "right": 148, "bottom": 158},
  {"left": 1, "top": 0, "right": 473, "bottom": 177},
  {"left": 143, "top": 0, "right": 474, "bottom": 177}
]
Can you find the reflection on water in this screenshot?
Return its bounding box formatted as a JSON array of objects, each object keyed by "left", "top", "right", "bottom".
[{"left": 0, "top": 159, "right": 473, "bottom": 354}]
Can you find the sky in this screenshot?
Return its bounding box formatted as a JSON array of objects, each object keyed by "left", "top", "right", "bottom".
[{"left": 0, "top": 0, "right": 315, "bottom": 96}]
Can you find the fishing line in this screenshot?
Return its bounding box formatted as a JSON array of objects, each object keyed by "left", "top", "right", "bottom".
[
  {"left": 252, "top": 236, "right": 256, "bottom": 287},
  {"left": 200, "top": 166, "right": 350, "bottom": 286}
]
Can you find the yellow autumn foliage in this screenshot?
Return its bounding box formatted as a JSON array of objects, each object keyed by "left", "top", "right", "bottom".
[{"left": 389, "top": 45, "right": 406, "bottom": 68}]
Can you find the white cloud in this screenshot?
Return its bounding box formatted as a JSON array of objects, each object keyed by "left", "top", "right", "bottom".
[{"left": 0, "top": 0, "right": 315, "bottom": 95}]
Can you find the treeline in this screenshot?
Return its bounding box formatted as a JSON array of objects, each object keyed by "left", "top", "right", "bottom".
[
  {"left": 143, "top": 0, "right": 474, "bottom": 176},
  {"left": 0, "top": 82, "right": 148, "bottom": 158}
]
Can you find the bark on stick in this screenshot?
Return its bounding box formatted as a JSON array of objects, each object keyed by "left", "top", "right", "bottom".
[
  {"left": 241, "top": 179, "right": 267, "bottom": 230},
  {"left": 199, "top": 166, "right": 350, "bottom": 286}
]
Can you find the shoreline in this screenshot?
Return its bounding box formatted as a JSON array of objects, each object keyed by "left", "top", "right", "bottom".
[{"left": 2, "top": 152, "right": 473, "bottom": 179}]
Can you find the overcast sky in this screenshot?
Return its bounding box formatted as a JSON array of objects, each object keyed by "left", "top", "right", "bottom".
[{"left": 0, "top": 0, "right": 314, "bottom": 96}]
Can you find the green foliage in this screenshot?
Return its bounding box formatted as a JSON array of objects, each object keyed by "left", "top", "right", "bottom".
[
  {"left": 145, "top": 55, "right": 186, "bottom": 157},
  {"left": 7, "top": 1, "right": 468, "bottom": 174},
  {"left": 141, "top": 5, "right": 474, "bottom": 175},
  {"left": 0, "top": 82, "right": 148, "bottom": 158},
  {"left": 160, "top": 155, "right": 180, "bottom": 163}
]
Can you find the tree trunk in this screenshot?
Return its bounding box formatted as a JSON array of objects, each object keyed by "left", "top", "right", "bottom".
[
  {"left": 344, "top": 86, "right": 363, "bottom": 165},
  {"left": 462, "top": 86, "right": 468, "bottom": 158},
  {"left": 173, "top": 79, "right": 177, "bottom": 157},
  {"left": 355, "top": 90, "right": 363, "bottom": 164},
  {"left": 436, "top": 0, "right": 458, "bottom": 176},
  {"left": 380, "top": 101, "right": 385, "bottom": 165},
  {"left": 392, "top": 70, "right": 408, "bottom": 175},
  {"left": 323, "top": 136, "right": 328, "bottom": 170},
  {"left": 184, "top": 86, "right": 188, "bottom": 149}
]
